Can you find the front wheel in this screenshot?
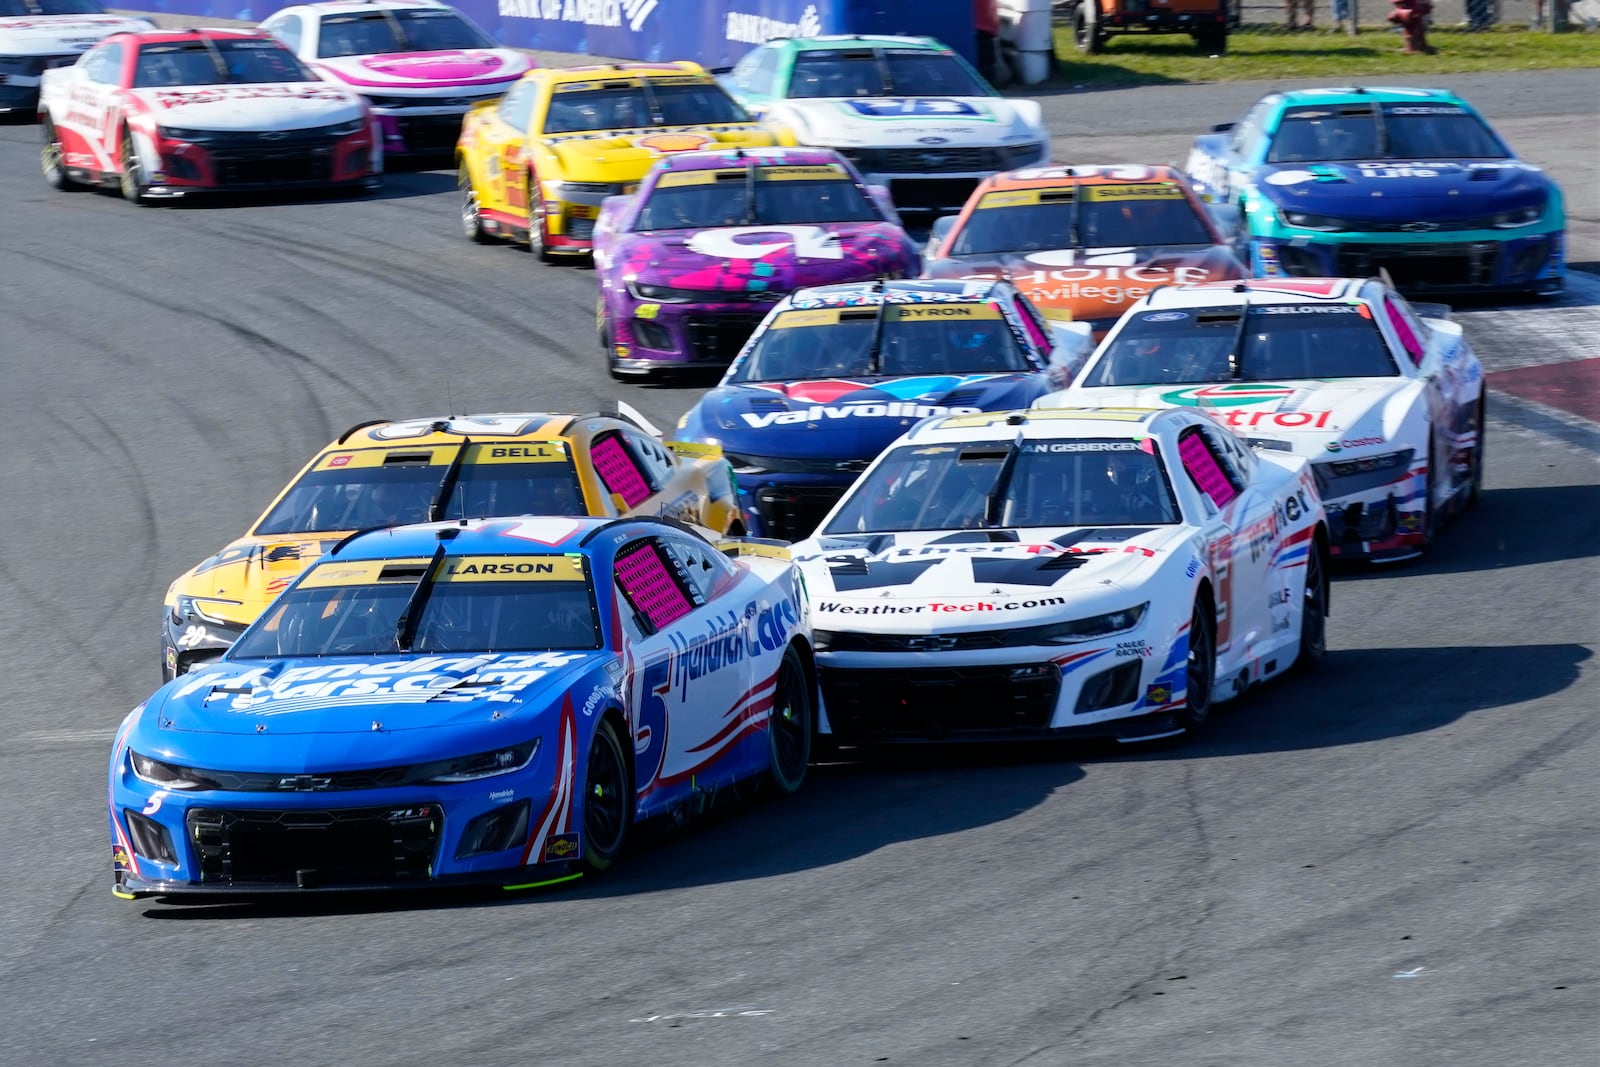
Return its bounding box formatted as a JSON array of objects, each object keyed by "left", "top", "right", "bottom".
[
  {"left": 1418, "top": 431, "right": 1438, "bottom": 552},
  {"left": 766, "top": 645, "right": 814, "bottom": 794},
  {"left": 41, "top": 117, "right": 78, "bottom": 191},
  {"left": 458, "top": 160, "right": 493, "bottom": 244},
  {"left": 118, "top": 128, "right": 149, "bottom": 205},
  {"left": 1465, "top": 393, "right": 1486, "bottom": 508},
  {"left": 1296, "top": 536, "right": 1328, "bottom": 668},
  {"left": 1073, "top": 4, "right": 1105, "bottom": 52},
  {"left": 581, "top": 717, "right": 631, "bottom": 873},
  {"left": 1173, "top": 597, "right": 1215, "bottom": 733},
  {"left": 526, "top": 174, "right": 554, "bottom": 263}
]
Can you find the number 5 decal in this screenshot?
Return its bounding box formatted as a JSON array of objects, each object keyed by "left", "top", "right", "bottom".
[{"left": 633, "top": 657, "right": 670, "bottom": 789}]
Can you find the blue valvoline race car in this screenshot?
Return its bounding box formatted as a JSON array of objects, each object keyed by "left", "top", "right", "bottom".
[
  {"left": 669, "top": 278, "right": 1091, "bottom": 540},
  {"left": 1185, "top": 86, "right": 1565, "bottom": 295},
  {"left": 109, "top": 516, "right": 815, "bottom": 898}
]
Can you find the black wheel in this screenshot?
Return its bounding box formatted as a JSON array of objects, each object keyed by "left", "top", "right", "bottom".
[
  {"left": 40, "top": 117, "right": 78, "bottom": 190},
  {"left": 458, "top": 160, "right": 493, "bottom": 244},
  {"left": 581, "top": 717, "right": 631, "bottom": 873},
  {"left": 1296, "top": 535, "right": 1328, "bottom": 668},
  {"left": 118, "top": 128, "right": 148, "bottom": 205},
  {"left": 1196, "top": 26, "right": 1228, "bottom": 52},
  {"left": 766, "top": 645, "right": 813, "bottom": 794},
  {"left": 598, "top": 299, "right": 626, "bottom": 381},
  {"left": 526, "top": 173, "right": 554, "bottom": 262},
  {"left": 1173, "top": 597, "right": 1215, "bottom": 732},
  {"left": 1073, "top": 4, "right": 1105, "bottom": 52},
  {"left": 1418, "top": 431, "right": 1438, "bottom": 551},
  {"left": 1465, "top": 393, "right": 1486, "bottom": 507}
]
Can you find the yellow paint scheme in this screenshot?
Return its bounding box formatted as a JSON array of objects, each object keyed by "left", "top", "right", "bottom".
[
  {"left": 456, "top": 64, "right": 777, "bottom": 246},
  {"left": 164, "top": 413, "right": 739, "bottom": 639}
]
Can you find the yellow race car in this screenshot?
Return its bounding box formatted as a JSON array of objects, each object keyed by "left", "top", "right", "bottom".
[
  {"left": 455, "top": 63, "right": 778, "bottom": 259},
  {"left": 161, "top": 409, "right": 739, "bottom": 679}
]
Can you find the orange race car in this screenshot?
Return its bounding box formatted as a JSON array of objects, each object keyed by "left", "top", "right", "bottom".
[{"left": 922, "top": 164, "right": 1244, "bottom": 338}]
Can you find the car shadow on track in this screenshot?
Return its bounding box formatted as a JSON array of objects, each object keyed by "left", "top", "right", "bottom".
[
  {"left": 150, "top": 170, "right": 456, "bottom": 210},
  {"left": 134, "top": 745, "right": 1085, "bottom": 918},
  {"left": 1335, "top": 482, "right": 1600, "bottom": 579}
]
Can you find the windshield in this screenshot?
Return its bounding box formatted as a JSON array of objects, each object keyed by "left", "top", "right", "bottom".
[
  {"left": 636, "top": 163, "right": 877, "bottom": 230},
  {"left": 1083, "top": 303, "right": 1400, "bottom": 387},
  {"left": 732, "top": 302, "right": 1031, "bottom": 382},
  {"left": 315, "top": 9, "right": 495, "bottom": 58},
  {"left": 0, "top": 0, "right": 106, "bottom": 14},
  {"left": 1266, "top": 102, "right": 1509, "bottom": 163},
  {"left": 132, "top": 38, "right": 313, "bottom": 87},
  {"left": 825, "top": 438, "right": 1179, "bottom": 533},
  {"left": 232, "top": 554, "right": 601, "bottom": 658},
  {"left": 952, "top": 183, "right": 1212, "bottom": 255},
  {"left": 543, "top": 79, "right": 748, "bottom": 134},
  {"left": 253, "top": 446, "right": 586, "bottom": 536},
  {"left": 789, "top": 48, "right": 990, "bottom": 99}
]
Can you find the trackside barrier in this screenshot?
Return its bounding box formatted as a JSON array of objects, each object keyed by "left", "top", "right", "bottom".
[{"left": 130, "top": 0, "right": 981, "bottom": 69}]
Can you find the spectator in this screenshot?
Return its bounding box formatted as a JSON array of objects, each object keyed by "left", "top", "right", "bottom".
[
  {"left": 1332, "top": 0, "right": 1351, "bottom": 31},
  {"left": 1286, "top": 0, "right": 1315, "bottom": 28},
  {"left": 974, "top": 0, "right": 1000, "bottom": 84}
]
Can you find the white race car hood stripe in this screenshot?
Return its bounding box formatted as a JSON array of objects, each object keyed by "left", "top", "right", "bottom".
[{"left": 130, "top": 83, "right": 366, "bottom": 128}]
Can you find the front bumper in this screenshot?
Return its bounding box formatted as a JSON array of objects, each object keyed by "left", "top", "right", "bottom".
[
  {"left": 814, "top": 626, "right": 1190, "bottom": 743},
  {"left": 734, "top": 471, "right": 860, "bottom": 540},
  {"left": 374, "top": 107, "right": 474, "bottom": 157},
  {"left": 606, "top": 296, "right": 775, "bottom": 372},
  {"left": 838, "top": 144, "right": 1049, "bottom": 214},
  {"left": 1312, "top": 458, "right": 1429, "bottom": 561},
  {"left": 160, "top": 616, "right": 246, "bottom": 682},
  {"left": 148, "top": 129, "right": 378, "bottom": 194},
  {"left": 1249, "top": 226, "right": 1565, "bottom": 295}
]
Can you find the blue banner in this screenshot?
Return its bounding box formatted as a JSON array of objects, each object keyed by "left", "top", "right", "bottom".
[{"left": 132, "top": 0, "right": 977, "bottom": 67}]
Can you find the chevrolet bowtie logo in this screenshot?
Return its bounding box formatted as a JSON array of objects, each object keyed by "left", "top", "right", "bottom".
[
  {"left": 277, "top": 775, "right": 334, "bottom": 791},
  {"left": 904, "top": 635, "right": 959, "bottom": 651},
  {"left": 1400, "top": 221, "right": 1439, "bottom": 232}
]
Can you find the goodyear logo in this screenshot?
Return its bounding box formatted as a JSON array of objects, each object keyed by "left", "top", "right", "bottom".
[{"left": 1160, "top": 384, "right": 1297, "bottom": 408}]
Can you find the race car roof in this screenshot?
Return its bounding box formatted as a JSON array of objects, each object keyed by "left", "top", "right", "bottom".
[
  {"left": 530, "top": 61, "right": 704, "bottom": 84},
  {"left": 1273, "top": 86, "right": 1467, "bottom": 107},
  {"left": 292, "top": 0, "right": 454, "bottom": 12},
  {"left": 906, "top": 406, "right": 1170, "bottom": 444},
  {"left": 982, "top": 164, "right": 1189, "bottom": 190},
  {"left": 789, "top": 278, "right": 1008, "bottom": 307},
  {"left": 327, "top": 515, "right": 620, "bottom": 562},
  {"left": 654, "top": 146, "right": 848, "bottom": 172},
  {"left": 1137, "top": 277, "right": 1373, "bottom": 309},
  {"left": 331, "top": 412, "right": 634, "bottom": 450},
  {"left": 789, "top": 34, "right": 944, "bottom": 50},
  {"left": 108, "top": 27, "right": 272, "bottom": 44}
]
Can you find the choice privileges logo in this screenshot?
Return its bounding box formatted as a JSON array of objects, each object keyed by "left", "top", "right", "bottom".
[{"left": 1160, "top": 383, "right": 1297, "bottom": 408}]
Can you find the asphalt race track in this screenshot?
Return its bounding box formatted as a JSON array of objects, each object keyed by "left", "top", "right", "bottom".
[{"left": 1, "top": 69, "right": 1596, "bottom": 1067}]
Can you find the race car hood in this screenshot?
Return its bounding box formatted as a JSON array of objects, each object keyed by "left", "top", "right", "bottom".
[
  {"left": 0, "top": 13, "right": 150, "bottom": 55},
  {"left": 169, "top": 533, "right": 346, "bottom": 627},
  {"left": 618, "top": 221, "right": 915, "bottom": 293},
  {"left": 681, "top": 374, "right": 1044, "bottom": 460},
  {"left": 544, "top": 125, "right": 774, "bottom": 182},
  {"left": 137, "top": 651, "right": 603, "bottom": 761},
  {"left": 772, "top": 96, "right": 1042, "bottom": 149},
  {"left": 312, "top": 48, "right": 529, "bottom": 91},
  {"left": 1070, "top": 377, "right": 1420, "bottom": 455},
  {"left": 130, "top": 83, "right": 367, "bottom": 129},
  {"left": 924, "top": 244, "right": 1243, "bottom": 329},
  {"left": 792, "top": 526, "right": 1189, "bottom": 627},
  {"left": 1254, "top": 160, "right": 1554, "bottom": 220}
]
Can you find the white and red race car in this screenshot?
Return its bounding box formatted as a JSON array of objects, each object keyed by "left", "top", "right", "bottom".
[
  {"left": 39, "top": 27, "right": 380, "bottom": 202},
  {"left": 0, "top": 0, "right": 151, "bottom": 115},
  {"left": 260, "top": 0, "right": 530, "bottom": 159},
  {"left": 1041, "top": 277, "right": 1485, "bottom": 561}
]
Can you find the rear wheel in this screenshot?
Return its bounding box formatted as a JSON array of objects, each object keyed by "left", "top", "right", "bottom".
[
  {"left": 1073, "top": 4, "right": 1106, "bottom": 52},
  {"left": 458, "top": 160, "right": 493, "bottom": 243},
  {"left": 1297, "top": 536, "right": 1328, "bottom": 668},
  {"left": 40, "top": 117, "right": 77, "bottom": 191},
  {"left": 766, "top": 645, "right": 813, "bottom": 794},
  {"left": 581, "top": 717, "right": 631, "bottom": 873},
  {"left": 1173, "top": 597, "right": 1215, "bottom": 733},
  {"left": 118, "top": 128, "right": 148, "bottom": 205},
  {"left": 526, "top": 172, "right": 554, "bottom": 262}
]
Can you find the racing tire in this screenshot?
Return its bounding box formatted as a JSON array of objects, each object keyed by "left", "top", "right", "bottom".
[
  {"left": 1465, "top": 393, "right": 1486, "bottom": 508},
  {"left": 1195, "top": 26, "right": 1228, "bottom": 53},
  {"left": 766, "top": 644, "right": 813, "bottom": 794},
  {"left": 1296, "top": 534, "right": 1329, "bottom": 669},
  {"left": 581, "top": 716, "right": 631, "bottom": 873},
  {"left": 1073, "top": 4, "right": 1106, "bottom": 52},
  {"left": 525, "top": 172, "right": 554, "bottom": 263},
  {"left": 1173, "top": 596, "right": 1215, "bottom": 733},
  {"left": 118, "top": 128, "right": 149, "bottom": 206},
  {"left": 1418, "top": 431, "right": 1439, "bottom": 553},
  {"left": 598, "top": 300, "right": 626, "bottom": 381},
  {"left": 458, "top": 160, "right": 494, "bottom": 244},
  {"left": 40, "top": 117, "right": 78, "bottom": 191}
]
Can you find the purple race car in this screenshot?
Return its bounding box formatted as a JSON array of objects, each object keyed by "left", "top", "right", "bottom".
[{"left": 592, "top": 147, "right": 921, "bottom": 380}]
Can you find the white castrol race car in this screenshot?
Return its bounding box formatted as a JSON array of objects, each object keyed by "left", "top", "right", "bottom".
[{"left": 792, "top": 406, "right": 1330, "bottom": 744}]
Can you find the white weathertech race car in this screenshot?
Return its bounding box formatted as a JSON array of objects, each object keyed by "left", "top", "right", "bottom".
[
  {"left": 0, "top": 0, "right": 151, "bottom": 114},
  {"left": 1043, "top": 277, "right": 1485, "bottom": 561},
  {"left": 793, "top": 406, "right": 1329, "bottom": 744}
]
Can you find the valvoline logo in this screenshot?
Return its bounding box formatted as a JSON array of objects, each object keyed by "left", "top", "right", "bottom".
[{"left": 1160, "top": 383, "right": 1297, "bottom": 408}]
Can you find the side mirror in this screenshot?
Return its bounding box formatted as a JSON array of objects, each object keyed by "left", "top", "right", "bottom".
[
  {"left": 1045, "top": 320, "right": 1094, "bottom": 388},
  {"left": 1211, "top": 121, "right": 1236, "bottom": 133},
  {"left": 925, "top": 214, "right": 959, "bottom": 259}
]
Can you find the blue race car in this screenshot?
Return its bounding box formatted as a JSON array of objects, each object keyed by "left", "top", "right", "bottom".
[
  {"left": 110, "top": 516, "right": 815, "bottom": 898},
  {"left": 668, "top": 278, "right": 1091, "bottom": 540},
  {"left": 1184, "top": 86, "right": 1565, "bottom": 296}
]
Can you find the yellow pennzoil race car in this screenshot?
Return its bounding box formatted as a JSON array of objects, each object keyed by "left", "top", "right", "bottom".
[
  {"left": 455, "top": 63, "right": 778, "bottom": 259},
  {"left": 161, "top": 410, "right": 739, "bottom": 679}
]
